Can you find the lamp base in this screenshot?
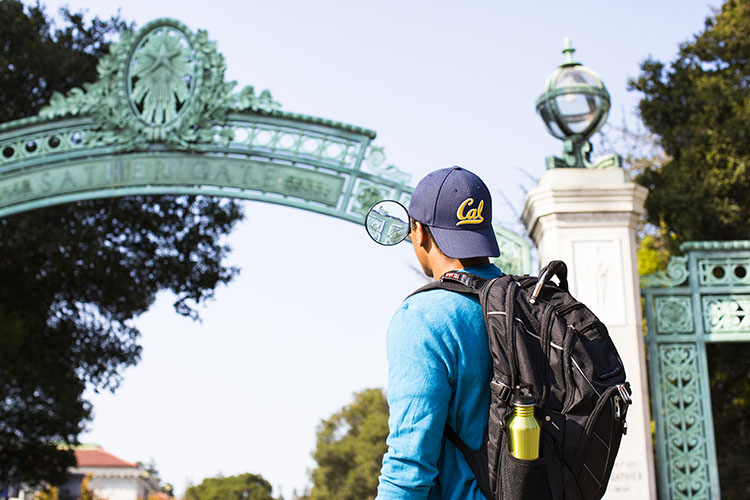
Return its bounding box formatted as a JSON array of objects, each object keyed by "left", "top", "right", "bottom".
[{"left": 545, "top": 152, "right": 622, "bottom": 170}]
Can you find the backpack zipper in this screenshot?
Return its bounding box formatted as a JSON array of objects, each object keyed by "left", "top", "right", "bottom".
[
  {"left": 561, "top": 325, "right": 577, "bottom": 413},
  {"left": 556, "top": 301, "right": 585, "bottom": 316},
  {"left": 574, "top": 385, "right": 622, "bottom": 463},
  {"left": 539, "top": 306, "right": 555, "bottom": 408}
]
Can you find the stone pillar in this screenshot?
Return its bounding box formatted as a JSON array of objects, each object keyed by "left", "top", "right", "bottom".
[{"left": 522, "top": 167, "right": 657, "bottom": 500}]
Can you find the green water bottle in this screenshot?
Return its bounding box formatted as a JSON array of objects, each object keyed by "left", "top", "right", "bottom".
[{"left": 507, "top": 392, "right": 541, "bottom": 460}]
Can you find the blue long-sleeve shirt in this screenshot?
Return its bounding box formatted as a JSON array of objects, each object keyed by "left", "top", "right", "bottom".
[{"left": 377, "top": 264, "right": 503, "bottom": 499}]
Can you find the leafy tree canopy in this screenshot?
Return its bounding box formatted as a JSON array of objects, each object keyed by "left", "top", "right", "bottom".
[
  {"left": 630, "top": 0, "right": 750, "bottom": 245},
  {"left": 307, "top": 388, "right": 389, "bottom": 500},
  {"left": 185, "top": 473, "right": 277, "bottom": 500},
  {"left": 0, "top": 0, "right": 243, "bottom": 488}
]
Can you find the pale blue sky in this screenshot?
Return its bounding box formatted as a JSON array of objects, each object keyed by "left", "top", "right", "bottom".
[{"left": 29, "top": 0, "right": 716, "bottom": 497}]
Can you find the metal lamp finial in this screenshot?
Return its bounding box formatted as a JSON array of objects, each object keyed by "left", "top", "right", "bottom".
[{"left": 562, "top": 37, "right": 576, "bottom": 64}]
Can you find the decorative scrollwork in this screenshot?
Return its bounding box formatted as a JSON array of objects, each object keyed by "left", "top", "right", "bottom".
[
  {"left": 591, "top": 153, "right": 622, "bottom": 169},
  {"left": 641, "top": 255, "right": 689, "bottom": 288},
  {"left": 643, "top": 242, "right": 750, "bottom": 500},
  {"left": 658, "top": 344, "right": 713, "bottom": 499},
  {"left": 655, "top": 296, "right": 694, "bottom": 334},
  {"left": 491, "top": 226, "right": 531, "bottom": 276},
  {"left": 351, "top": 181, "right": 389, "bottom": 216},
  {"left": 39, "top": 19, "right": 280, "bottom": 149},
  {"left": 364, "top": 146, "right": 411, "bottom": 184},
  {"left": 702, "top": 295, "right": 750, "bottom": 333}
]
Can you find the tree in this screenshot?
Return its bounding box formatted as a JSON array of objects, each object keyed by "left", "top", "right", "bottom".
[
  {"left": 308, "top": 388, "right": 389, "bottom": 500},
  {"left": 185, "top": 473, "right": 277, "bottom": 500},
  {"left": 629, "top": 1, "right": 750, "bottom": 497},
  {"left": 0, "top": 1, "right": 244, "bottom": 489},
  {"left": 0, "top": 0, "right": 130, "bottom": 121},
  {"left": 630, "top": 0, "right": 750, "bottom": 245}
]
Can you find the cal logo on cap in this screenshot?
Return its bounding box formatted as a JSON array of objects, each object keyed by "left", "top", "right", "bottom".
[{"left": 456, "top": 198, "right": 484, "bottom": 225}]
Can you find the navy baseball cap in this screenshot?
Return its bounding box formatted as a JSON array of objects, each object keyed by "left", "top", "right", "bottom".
[{"left": 409, "top": 166, "right": 500, "bottom": 259}]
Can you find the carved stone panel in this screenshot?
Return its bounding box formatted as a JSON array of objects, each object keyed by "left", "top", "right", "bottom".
[{"left": 572, "top": 240, "right": 626, "bottom": 326}]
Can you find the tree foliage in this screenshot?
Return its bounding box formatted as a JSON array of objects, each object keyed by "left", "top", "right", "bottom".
[
  {"left": 707, "top": 343, "right": 750, "bottom": 497},
  {"left": 630, "top": 0, "right": 750, "bottom": 245},
  {"left": 33, "top": 473, "right": 107, "bottom": 500},
  {"left": 78, "top": 474, "right": 103, "bottom": 500},
  {"left": 0, "top": 0, "right": 131, "bottom": 120},
  {"left": 630, "top": 2, "right": 750, "bottom": 497},
  {"left": 307, "top": 388, "right": 389, "bottom": 500},
  {"left": 0, "top": 0, "right": 243, "bottom": 488},
  {"left": 185, "top": 473, "right": 277, "bottom": 500},
  {"left": 34, "top": 486, "right": 58, "bottom": 500}
]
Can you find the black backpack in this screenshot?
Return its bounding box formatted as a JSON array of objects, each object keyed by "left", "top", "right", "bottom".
[{"left": 412, "top": 261, "right": 631, "bottom": 500}]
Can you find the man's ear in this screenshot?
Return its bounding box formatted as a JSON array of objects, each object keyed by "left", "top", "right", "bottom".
[{"left": 412, "top": 221, "right": 429, "bottom": 249}]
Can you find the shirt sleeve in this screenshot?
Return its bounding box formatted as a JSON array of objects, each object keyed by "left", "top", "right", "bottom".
[{"left": 376, "top": 298, "right": 456, "bottom": 500}]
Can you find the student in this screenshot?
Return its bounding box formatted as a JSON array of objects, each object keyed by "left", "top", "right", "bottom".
[{"left": 376, "top": 166, "right": 502, "bottom": 500}]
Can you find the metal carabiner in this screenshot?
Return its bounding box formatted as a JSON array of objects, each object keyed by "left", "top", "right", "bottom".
[{"left": 614, "top": 395, "right": 622, "bottom": 420}]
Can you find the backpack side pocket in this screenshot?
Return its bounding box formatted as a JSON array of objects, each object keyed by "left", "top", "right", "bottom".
[
  {"left": 573, "top": 385, "right": 626, "bottom": 499},
  {"left": 496, "top": 431, "right": 553, "bottom": 500}
]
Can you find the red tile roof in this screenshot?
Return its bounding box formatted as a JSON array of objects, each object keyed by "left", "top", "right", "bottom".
[{"left": 74, "top": 447, "right": 137, "bottom": 468}]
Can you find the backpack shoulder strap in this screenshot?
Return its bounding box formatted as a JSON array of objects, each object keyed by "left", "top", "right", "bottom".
[
  {"left": 406, "top": 270, "right": 488, "bottom": 300},
  {"left": 444, "top": 425, "right": 493, "bottom": 500}
]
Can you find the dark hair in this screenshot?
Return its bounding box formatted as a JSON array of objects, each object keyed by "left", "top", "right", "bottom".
[{"left": 409, "top": 217, "right": 435, "bottom": 244}]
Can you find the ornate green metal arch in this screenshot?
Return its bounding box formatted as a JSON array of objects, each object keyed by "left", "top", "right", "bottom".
[
  {"left": 0, "top": 18, "right": 411, "bottom": 222},
  {"left": 0, "top": 18, "right": 530, "bottom": 274}
]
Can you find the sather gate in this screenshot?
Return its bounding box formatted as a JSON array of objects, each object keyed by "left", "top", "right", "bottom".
[
  {"left": 641, "top": 241, "right": 750, "bottom": 500},
  {"left": 0, "top": 18, "right": 529, "bottom": 275}
]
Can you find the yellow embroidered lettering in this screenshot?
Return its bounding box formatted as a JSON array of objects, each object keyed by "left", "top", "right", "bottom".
[{"left": 456, "top": 198, "right": 484, "bottom": 225}]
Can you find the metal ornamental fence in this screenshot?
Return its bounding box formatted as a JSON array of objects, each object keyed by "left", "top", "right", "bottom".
[{"left": 641, "top": 241, "right": 750, "bottom": 500}]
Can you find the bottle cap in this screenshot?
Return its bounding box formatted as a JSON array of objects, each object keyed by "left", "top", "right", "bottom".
[
  {"left": 513, "top": 394, "right": 536, "bottom": 406},
  {"left": 512, "top": 389, "right": 536, "bottom": 407}
]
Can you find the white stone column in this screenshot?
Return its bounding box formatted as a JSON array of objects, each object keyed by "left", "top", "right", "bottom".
[{"left": 522, "top": 167, "right": 657, "bottom": 500}]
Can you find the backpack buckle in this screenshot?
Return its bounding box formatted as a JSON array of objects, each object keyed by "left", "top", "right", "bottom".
[
  {"left": 617, "top": 383, "right": 632, "bottom": 405},
  {"left": 490, "top": 380, "right": 513, "bottom": 404},
  {"left": 614, "top": 396, "right": 629, "bottom": 435}
]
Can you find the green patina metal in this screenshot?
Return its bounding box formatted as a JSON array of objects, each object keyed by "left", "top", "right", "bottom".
[
  {"left": 366, "top": 207, "right": 409, "bottom": 247},
  {"left": 0, "top": 18, "right": 410, "bottom": 224},
  {"left": 0, "top": 17, "right": 531, "bottom": 274},
  {"left": 641, "top": 241, "right": 750, "bottom": 500},
  {"left": 491, "top": 226, "right": 531, "bottom": 276}
]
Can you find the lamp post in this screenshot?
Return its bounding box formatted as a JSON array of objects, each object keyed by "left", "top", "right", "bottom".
[
  {"left": 524, "top": 39, "right": 658, "bottom": 500},
  {"left": 536, "top": 38, "right": 621, "bottom": 169}
]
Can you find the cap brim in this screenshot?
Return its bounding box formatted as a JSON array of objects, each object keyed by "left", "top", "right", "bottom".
[{"left": 429, "top": 224, "right": 500, "bottom": 259}]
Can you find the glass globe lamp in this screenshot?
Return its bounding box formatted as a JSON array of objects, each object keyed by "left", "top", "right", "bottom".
[{"left": 536, "top": 39, "right": 615, "bottom": 168}]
